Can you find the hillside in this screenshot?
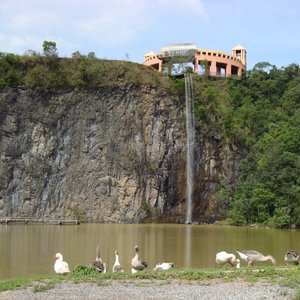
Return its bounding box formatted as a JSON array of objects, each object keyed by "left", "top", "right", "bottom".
[{"left": 0, "top": 53, "right": 299, "bottom": 226}]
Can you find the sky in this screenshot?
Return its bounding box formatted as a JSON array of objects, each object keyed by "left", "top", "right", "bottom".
[{"left": 1, "top": 0, "right": 300, "bottom": 70}]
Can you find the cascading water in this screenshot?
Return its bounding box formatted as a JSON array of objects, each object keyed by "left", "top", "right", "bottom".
[{"left": 184, "top": 74, "right": 195, "bottom": 224}]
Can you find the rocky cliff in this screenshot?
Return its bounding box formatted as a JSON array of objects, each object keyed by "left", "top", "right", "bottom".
[{"left": 0, "top": 79, "right": 238, "bottom": 223}]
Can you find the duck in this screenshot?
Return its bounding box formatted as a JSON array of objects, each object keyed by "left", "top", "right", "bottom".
[
  {"left": 131, "top": 245, "right": 147, "bottom": 273},
  {"left": 112, "top": 250, "right": 124, "bottom": 272},
  {"left": 54, "top": 252, "right": 70, "bottom": 275},
  {"left": 92, "top": 245, "right": 106, "bottom": 273},
  {"left": 236, "top": 250, "right": 277, "bottom": 266},
  {"left": 154, "top": 262, "right": 174, "bottom": 271},
  {"left": 284, "top": 250, "right": 299, "bottom": 265},
  {"left": 215, "top": 251, "right": 240, "bottom": 268}
]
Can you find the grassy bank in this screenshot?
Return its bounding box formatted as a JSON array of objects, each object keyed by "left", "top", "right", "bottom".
[{"left": 1, "top": 265, "right": 300, "bottom": 298}]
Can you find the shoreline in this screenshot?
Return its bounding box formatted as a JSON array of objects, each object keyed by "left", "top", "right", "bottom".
[{"left": 0, "top": 278, "right": 296, "bottom": 300}]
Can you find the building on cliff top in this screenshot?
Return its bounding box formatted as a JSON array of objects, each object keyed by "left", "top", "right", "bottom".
[{"left": 143, "top": 43, "right": 247, "bottom": 77}]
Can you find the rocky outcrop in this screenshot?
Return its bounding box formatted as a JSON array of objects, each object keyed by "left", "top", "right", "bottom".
[{"left": 0, "top": 82, "right": 238, "bottom": 223}]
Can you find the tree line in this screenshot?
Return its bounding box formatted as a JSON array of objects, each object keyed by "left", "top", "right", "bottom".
[{"left": 191, "top": 63, "right": 299, "bottom": 228}]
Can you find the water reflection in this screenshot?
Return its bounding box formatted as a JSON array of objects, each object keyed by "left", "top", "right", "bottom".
[
  {"left": 1, "top": 224, "right": 300, "bottom": 279},
  {"left": 184, "top": 225, "right": 191, "bottom": 267}
]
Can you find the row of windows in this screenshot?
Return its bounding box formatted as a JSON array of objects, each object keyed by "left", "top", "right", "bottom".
[
  {"left": 145, "top": 52, "right": 242, "bottom": 64},
  {"left": 195, "top": 51, "right": 241, "bottom": 62}
]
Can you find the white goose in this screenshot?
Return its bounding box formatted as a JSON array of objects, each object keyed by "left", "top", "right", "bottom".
[
  {"left": 284, "top": 250, "right": 299, "bottom": 265},
  {"left": 215, "top": 251, "right": 240, "bottom": 268},
  {"left": 236, "top": 250, "right": 277, "bottom": 266},
  {"left": 112, "top": 250, "right": 124, "bottom": 273},
  {"left": 92, "top": 245, "right": 106, "bottom": 273},
  {"left": 154, "top": 262, "right": 174, "bottom": 271},
  {"left": 54, "top": 252, "right": 70, "bottom": 275},
  {"left": 131, "top": 245, "right": 147, "bottom": 273}
]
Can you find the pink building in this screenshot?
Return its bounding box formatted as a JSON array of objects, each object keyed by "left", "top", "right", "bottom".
[{"left": 143, "top": 43, "right": 247, "bottom": 77}]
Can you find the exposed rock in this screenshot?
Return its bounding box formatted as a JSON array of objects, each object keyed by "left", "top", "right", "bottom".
[{"left": 0, "top": 84, "right": 239, "bottom": 223}]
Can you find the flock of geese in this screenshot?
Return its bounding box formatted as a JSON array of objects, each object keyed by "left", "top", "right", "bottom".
[
  {"left": 54, "top": 244, "right": 173, "bottom": 275},
  {"left": 54, "top": 246, "right": 299, "bottom": 275},
  {"left": 215, "top": 249, "right": 299, "bottom": 268}
]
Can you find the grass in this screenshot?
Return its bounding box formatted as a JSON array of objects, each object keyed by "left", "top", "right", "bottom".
[
  {"left": 1, "top": 265, "right": 300, "bottom": 298},
  {"left": 0, "top": 278, "right": 32, "bottom": 291},
  {"left": 32, "top": 280, "right": 58, "bottom": 293},
  {"left": 0, "top": 53, "right": 174, "bottom": 92}
]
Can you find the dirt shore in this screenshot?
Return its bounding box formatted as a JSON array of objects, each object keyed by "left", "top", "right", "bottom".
[{"left": 0, "top": 279, "right": 296, "bottom": 300}]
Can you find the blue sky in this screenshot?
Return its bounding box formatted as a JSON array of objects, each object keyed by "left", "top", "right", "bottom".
[{"left": 1, "top": 0, "right": 299, "bottom": 70}]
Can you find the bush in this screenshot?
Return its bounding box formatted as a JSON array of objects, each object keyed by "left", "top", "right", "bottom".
[{"left": 270, "top": 207, "right": 292, "bottom": 228}]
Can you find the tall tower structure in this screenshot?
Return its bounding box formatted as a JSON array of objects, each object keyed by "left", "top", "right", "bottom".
[{"left": 232, "top": 45, "right": 247, "bottom": 67}]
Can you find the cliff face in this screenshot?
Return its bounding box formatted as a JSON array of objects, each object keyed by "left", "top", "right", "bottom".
[{"left": 0, "top": 83, "right": 238, "bottom": 223}]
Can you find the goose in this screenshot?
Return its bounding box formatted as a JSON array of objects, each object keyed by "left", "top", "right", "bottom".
[
  {"left": 236, "top": 250, "right": 277, "bottom": 266},
  {"left": 131, "top": 245, "right": 147, "bottom": 273},
  {"left": 215, "top": 251, "right": 240, "bottom": 268},
  {"left": 284, "top": 250, "right": 299, "bottom": 265},
  {"left": 54, "top": 252, "right": 70, "bottom": 275},
  {"left": 154, "top": 262, "right": 174, "bottom": 271},
  {"left": 92, "top": 245, "right": 106, "bottom": 273},
  {"left": 112, "top": 250, "right": 124, "bottom": 272}
]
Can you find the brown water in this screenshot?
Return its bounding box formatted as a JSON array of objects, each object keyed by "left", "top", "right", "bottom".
[{"left": 0, "top": 223, "right": 299, "bottom": 279}]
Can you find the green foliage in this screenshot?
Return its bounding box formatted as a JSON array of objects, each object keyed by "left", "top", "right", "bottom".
[
  {"left": 226, "top": 63, "right": 300, "bottom": 228},
  {"left": 42, "top": 41, "right": 58, "bottom": 57},
  {"left": 0, "top": 278, "right": 32, "bottom": 292},
  {"left": 0, "top": 53, "right": 23, "bottom": 87},
  {"left": 168, "top": 77, "right": 185, "bottom": 94},
  {"left": 189, "top": 63, "right": 299, "bottom": 229},
  {"left": 192, "top": 76, "right": 231, "bottom": 135},
  {"left": 185, "top": 66, "right": 194, "bottom": 74},
  {"left": 33, "top": 279, "right": 58, "bottom": 293},
  {"left": 270, "top": 207, "right": 292, "bottom": 228},
  {"left": 0, "top": 44, "right": 169, "bottom": 89},
  {"left": 71, "top": 264, "right": 100, "bottom": 276}
]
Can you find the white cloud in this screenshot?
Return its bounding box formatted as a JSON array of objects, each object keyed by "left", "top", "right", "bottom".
[
  {"left": 0, "top": 0, "right": 208, "bottom": 55},
  {"left": 0, "top": 33, "right": 40, "bottom": 54}
]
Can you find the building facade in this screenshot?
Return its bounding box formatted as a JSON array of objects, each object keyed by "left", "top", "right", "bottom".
[{"left": 143, "top": 43, "right": 247, "bottom": 77}]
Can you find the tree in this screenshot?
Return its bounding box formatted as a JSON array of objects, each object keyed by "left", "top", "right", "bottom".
[
  {"left": 72, "top": 51, "right": 82, "bottom": 58},
  {"left": 24, "top": 49, "right": 38, "bottom": 56},
  {"left": 253, "top": 61, "right": 275, "bottom": 73},
  {"left": 87, "top": 52, "right": 96, "bottom": 59},
  {"left": 42, "top": 41, "right": 58, "bottom": 57}
]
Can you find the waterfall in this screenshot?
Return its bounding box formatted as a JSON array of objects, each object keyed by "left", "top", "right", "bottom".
[{"left": 184, "top": 74, "right": 195, "bottom": 224}]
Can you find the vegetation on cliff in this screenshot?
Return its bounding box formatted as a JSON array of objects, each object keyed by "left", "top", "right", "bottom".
[
  {"left": 0, "top": 43, "right": 299, "bottom": 228},
  {"left": 191, "top": 63, "right": 299, "bottom": 228},
  {"left": 156, "top": 63, "right": 300, "bottom": 228},
  {"left": 0, "top": 44, "right": 168, "bottom": 89},
  {"left": 226, "top": 63, "right": 300, "bottom": 228}
]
